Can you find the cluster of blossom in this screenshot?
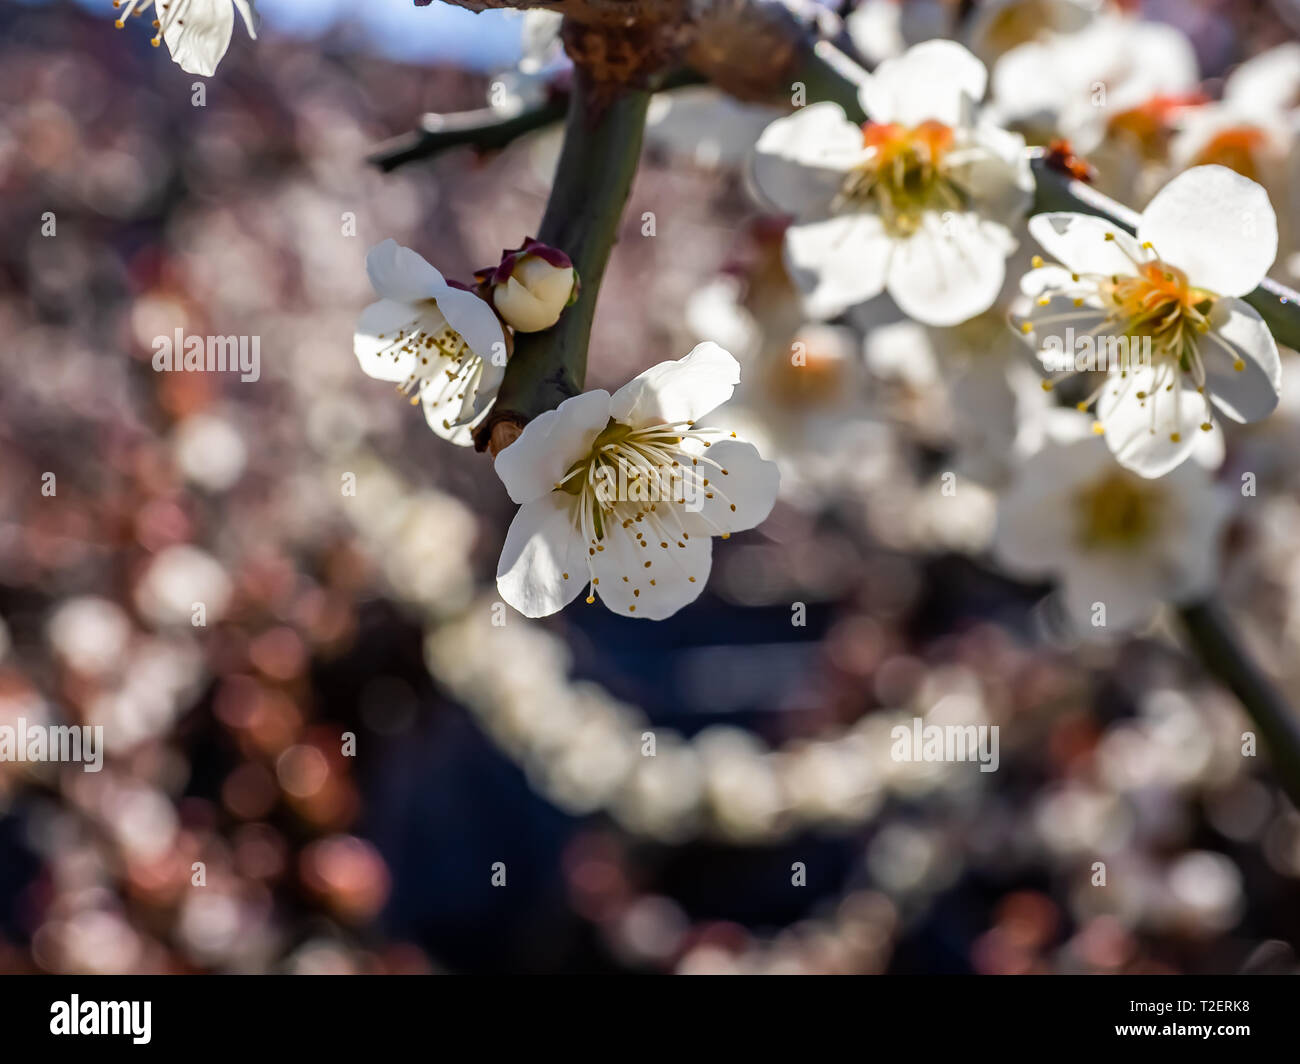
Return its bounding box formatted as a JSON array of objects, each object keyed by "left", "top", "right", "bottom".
[
  {"left": 16, "top": 0, "right": 1295, "bottom": 975},
  {"left": 115, "top": 0, "right": 1295, "bottom": 640}
]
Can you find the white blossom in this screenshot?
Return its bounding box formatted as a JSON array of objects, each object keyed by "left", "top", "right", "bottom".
[
  {"left": 112, "top": 0, "right": 256, "bottom": 77},
  {"left": 751, "top": 40, "right": 1033, "bottom": 325},
  {"left": 1016, "top": 165, "right": 1281, "bottom": 478},
  {"left": 494, "top": 343, "right": 779, "bottom": 619},
  {"left": 993, "top": 414, "right": 1231, "bottom": 634},
  {"left": 354, "top": 240, "right": 507, "bottom": 447}
]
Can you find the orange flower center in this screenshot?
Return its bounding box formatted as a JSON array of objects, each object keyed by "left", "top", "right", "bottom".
[
  {"left": 1104, "top": 259, "right": 1215, "bottom": 367},
  {"left": 1193, "top": 126, "right": 1269, "bottom": 183},
  {"left": 840, "top": 121, "right": 963, "bottom": 236}
]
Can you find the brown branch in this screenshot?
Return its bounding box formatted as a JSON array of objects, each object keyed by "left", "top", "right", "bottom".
[{"left": 414, "top": 0, "right": 679, "bottom": 25}]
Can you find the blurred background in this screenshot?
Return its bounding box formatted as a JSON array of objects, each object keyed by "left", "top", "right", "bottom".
[{"left": 3, "top": 0, "right": 1300, "bottom": 974}]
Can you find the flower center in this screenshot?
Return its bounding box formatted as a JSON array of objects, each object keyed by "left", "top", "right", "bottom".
[
  {"left": 981, "top": 0, "right": 1058, "bottom": 55},
  {"left": 1193, "top": 126, "right": 1269, "bottom": 183},
  {"left": 764, "top": 334, "right": 851, "bottom": 407},
  {"left": 1104, "top": 258, "right": 1216, "bottom": 369},
  {"left": 1107, "top": 94, "right": 1205, "bottom": 161},
  {"left": 374, "top": 300, "right": 472, "bottom": 403},
  {"left": 551, "top": 419, "right": 741, "bottom": 607},
  {"left": 557, "top": 420, "right": 693, "bottom": 539},
  {"left": 1074, "top": 471, "right": 1161, "bottom": 550},
  {"left": 838, "top": 121, "right": 964, "bottom": 236}
]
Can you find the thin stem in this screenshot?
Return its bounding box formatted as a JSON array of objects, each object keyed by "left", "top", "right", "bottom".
[
  {"left": 1179, "top": 600, "right": 1300, "bottom": 808},
  {"left": 368, "top": 96, "right": 570, "bottom": 172},
  {"left": 370, "top": 69, "right": 701, "bottom": 173},
  {"left": 473, "top": 67, "right": 651, "bottom": 450}
]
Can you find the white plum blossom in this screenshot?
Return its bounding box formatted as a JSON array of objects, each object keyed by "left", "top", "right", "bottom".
[
  {"left": 1016, "top": 166, "right": 1282, "bottom": 478},
  {"left": 494, "top": 343, "right": 779, "bottom": 619},
  {"left": 1170, "top": 44, "right": 1300, "bottom": 283},
  {"left": 112, "top": 0, "right": 257, "bottom": 77},
  {"left": 988, "top": 12, "right": 1198, "bottom": 150},
  {"left": 751, "top": 40, "right": 1033, "bottom": 325},
  {"left": 994, "top": 413, "right": 1231, "bottom": 635},
  {"left": 354, "top": 240, "right": 508, "bottom": 448}
]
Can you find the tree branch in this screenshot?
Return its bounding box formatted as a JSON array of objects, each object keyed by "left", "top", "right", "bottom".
[
  {"left": 368, "top": 96, "right": 569, "bottom": 172},
  {"left": 415, "top": 0, "right": 679, "bottom": 24},
  {"left": 370, "top": 69, "right": 701, "bottom": 173},
  {"left": 1179, "top": 601, "right": 1300, "bottom": 808},
  {"left": 473, "top": 66, "right": 650, "bottom": 451}
]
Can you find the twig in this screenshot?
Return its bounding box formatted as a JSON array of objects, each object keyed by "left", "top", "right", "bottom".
[
  {"left": 1179, "top": 601, "right": 1300, "bottom": 808},
  {"left": 368, "top": 97, "right": 569, "bottom": 172},
  {"left": 370, "top": 69, "right": 701, "bottom": 172}
]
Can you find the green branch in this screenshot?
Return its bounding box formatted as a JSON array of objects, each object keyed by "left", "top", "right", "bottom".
[
  {"left": 371, "top": 70, "right": 700, "bottom": 173},
  {"left": 368, "top": 97, "right": 570, "bottom": 172},
  {"left": 474, "top": 68, "right": 650, "bottom": 449},
  {"left": 1179, "top": 601, "right": 1300, "bottom": 807}
]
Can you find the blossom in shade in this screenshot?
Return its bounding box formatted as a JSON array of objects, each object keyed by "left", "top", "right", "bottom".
[
  {"left": 993, "top": 413, "right": 1231, "bottom": 635},
  {"left": 354, "top": 240, "right": 507, "bottom": 447}
]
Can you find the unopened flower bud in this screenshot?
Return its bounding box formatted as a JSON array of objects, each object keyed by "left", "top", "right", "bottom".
[{"left": 477, "top": 239, "right": 578, "bottom": 333}]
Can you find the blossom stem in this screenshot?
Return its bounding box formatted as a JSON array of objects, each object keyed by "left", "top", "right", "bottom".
[
  {"left": 1179, "top": 599, "right": 1300, "bottom": 807},
  {"left": 474, "top": 66, "right": 651, "bottom": 452}
]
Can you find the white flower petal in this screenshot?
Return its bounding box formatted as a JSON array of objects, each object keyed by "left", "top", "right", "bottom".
[
  {"left": 1096, "top": 366, "right": 1202, "bottom": 478},
  {"left": 1060, "top": 557, "right": 1161, "bottom": 635},
  {"left": 677, "top": 439, "right": 780, "bottom": 537},
  {"left": 591, "top": 524, "right": 713, "bottom": 620},
  {"left": 233, "top": 0, "right": 258, "bottom": 38},
  {"left": 365, "top": 240, "right": 448, "bottom": 304},
  {"left": 955, "top": 126, "right": 1034, "bottom": 223},
  {"left": 860, "top": 39, "right": 987, "bottom": 127},
  {"left": 493, "top": 390, "right": 612, "bottom": 505},
  {"left": 496, "top": 494, "right": 588, "bottom": 618},
  {"left": 421, "top": 358, "right": 483, "bottom": 447},
  {"left": 784, "top": 212, "right": 894, "bottom": 319},
  {"left": 751, "top": 103, "right": 863, "bottom": 218},
  {"left": 1224, "top": 42, "right": 1300, "bottom": 112},
  {"left": 886, "top": 213, "right": 1007, "bottom": 326},
  {"left": 354, "top": 298, "right": 432, "bottom": 382},
  {"left": 1138, "top": 166, "right": 1277, "bottom": 297},
  {"left": 163, "top": 0, "right": 235, "bottom": 77},
  {"left": 993, "top": 436, "right": 1109, "bottom": 577},
  {"left": 609, "top": 342, "right": 741, "bottom": 428},
  {"left": 435, "top": 283, "right": 507, "bottom": 363},
  {"left": 1027, "top": 213, "right": 1145, "bottom": 277},
  {"left": 1201, "top": 297, "right": 1281, "bottom": 423}
]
